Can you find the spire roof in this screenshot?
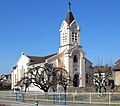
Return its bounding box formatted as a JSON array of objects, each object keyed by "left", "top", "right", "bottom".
[{"left": 65, "top": 10, "right": 75, "bottom": 25}]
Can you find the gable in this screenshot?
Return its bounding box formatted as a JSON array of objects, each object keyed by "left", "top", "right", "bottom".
[
  {"left": 59, "top": 20, "right": 68, "bottom": 31},
  {"left": 16, "top": 54, "right": 30, "bottom": 66},
  {"left": 66, "top": 44, "right": 85, "bottom": 57},
  {"left": 113, "top": 59, "right": 120, "bottom": 71}
]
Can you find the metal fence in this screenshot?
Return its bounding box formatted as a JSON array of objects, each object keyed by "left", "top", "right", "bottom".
[{"left": 0, "top": 91, "right": 120, "bottom": 105}]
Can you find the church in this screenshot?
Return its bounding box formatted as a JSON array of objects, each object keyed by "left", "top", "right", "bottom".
[{"left": 11, "top": 4, "right": 93, "bottom": 91}]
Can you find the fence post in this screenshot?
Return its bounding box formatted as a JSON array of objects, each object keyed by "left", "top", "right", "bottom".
[
  {"left": 3, "top": 91, "right": 5, "bottom": 98},
  {"left": 59, "top": 93, "right": 60, "bottom": 102},
  {"left": 90, "top": 93, "right": 92, "bottom": 104},
  {"left": 9, "top": 91, "right": 11, "bottom": 99},
  {"left": 73, "top": 93, "right": 75, "bottom": 103},
  {"left": 109, "top": 92, "right": 111, "bottom": 105}
]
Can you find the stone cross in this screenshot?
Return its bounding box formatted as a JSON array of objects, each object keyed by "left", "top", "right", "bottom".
[{"left": 68, "top": 2, "right": 71, "bottom": 11}]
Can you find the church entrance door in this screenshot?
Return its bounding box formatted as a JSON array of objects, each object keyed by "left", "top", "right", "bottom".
[{"left": 73, "top": 74, "right": 79, "bottom": 87}]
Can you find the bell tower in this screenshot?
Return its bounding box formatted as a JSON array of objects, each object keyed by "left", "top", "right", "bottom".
[{"left": 59, "top": 3, "right": 80, "bottom": 53}]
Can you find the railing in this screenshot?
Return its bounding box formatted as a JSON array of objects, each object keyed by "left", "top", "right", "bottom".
[{"left": 0, "top": 91, "right": 120, "bottom": 105}]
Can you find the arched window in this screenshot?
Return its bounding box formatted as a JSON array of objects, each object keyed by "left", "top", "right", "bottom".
[{"left": 73, "top": 55, "right": 78, "bottom": 62}]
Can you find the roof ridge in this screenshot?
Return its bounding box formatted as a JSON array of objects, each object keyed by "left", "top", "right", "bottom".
[
  {"left": 27, "top": 53, "right": 57, "bottom": 58},
  {"left": 27, "top": 53, "right": 57, "bottom": 65}
]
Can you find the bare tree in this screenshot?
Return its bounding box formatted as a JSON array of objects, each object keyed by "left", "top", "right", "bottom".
[
  {"left": 93, "top": 65, "right": 112, "bottom": 93},
  {"left": 16, "top": 77, "right": 31, "bottom": 92},
  {"left": 17, "top": 63, "right": 72, "bottom": 92},
  {"left": 59, "top": 72, "right": 71, "bottom": 92}
]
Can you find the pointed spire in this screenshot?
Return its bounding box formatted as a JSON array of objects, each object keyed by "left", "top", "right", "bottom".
[
  {"left": 65, "top": 11, "right": 74, "bottom": 25},
  {"left": 65, "top": 2, "right": 74, "bottom": 25}
]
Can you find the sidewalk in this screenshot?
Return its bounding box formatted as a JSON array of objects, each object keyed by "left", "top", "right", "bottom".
[
  {"left": 0, "top": 99, "right": 109, "bottom": 106},
  {"left": 73, "top": 104, "right": 109, "bottom": 106},
  {"left": 0, "top": 99, "right": 34, "bottom": 106}
]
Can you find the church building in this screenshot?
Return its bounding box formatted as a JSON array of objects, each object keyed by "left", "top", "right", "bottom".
[{"left": 11, "top": 4, "right": 92, "bottom": 91}]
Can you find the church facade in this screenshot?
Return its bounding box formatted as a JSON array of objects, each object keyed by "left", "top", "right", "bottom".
[{"left": 11, "top": 8, "right": 92, "bottom": 91}]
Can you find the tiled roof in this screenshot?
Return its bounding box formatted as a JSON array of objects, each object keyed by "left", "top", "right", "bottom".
[
  {"left": 65, "top": 10, "right": 74, "bottom": 25},
  {"left": 93, "top": 66, "right": 111, "bottom": 73},
  {"left": 113, "top": 59, "right": 120, "bottom": 71},
  {"left": 27, "top": 53, "right": 57, "bottom": 65},
  {"left": 115, "top": 59, "right": 120, "bottom": 64}
]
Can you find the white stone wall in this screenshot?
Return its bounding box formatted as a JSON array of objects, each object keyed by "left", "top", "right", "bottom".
[{"left": 11, "top": 53, "right": 30, "bottom": 89}]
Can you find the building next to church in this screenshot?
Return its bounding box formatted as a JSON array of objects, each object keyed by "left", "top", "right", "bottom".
[
  {"left": 113, "top": 59, "right": 120, "bottom": 86},
  {"left": 11, "top": 5, "right": 93, "bottom": 91}
]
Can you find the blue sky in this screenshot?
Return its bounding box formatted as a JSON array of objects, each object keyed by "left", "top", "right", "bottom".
[{"left": 0, "top": 0, "right": 120, "bottom": 75}]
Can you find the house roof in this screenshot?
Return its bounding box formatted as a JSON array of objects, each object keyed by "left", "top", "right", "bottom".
[
  {"left": 27, "top": 53, "right": 57, "bottom": 65},
  {"left": 113, "top": 59, "right": 120, "bottom": 71},
  {"left": 65, "top": 10, "right": 74, "bottom": 25},
  {"left": 0, "top": 74, "right": 10, "bottom": 80},
  {"left": 13, "top": 65, "right": 17, "bottom": 69},
  {"left": 93, "top": 66, "right": 111, "bottom": 73}
]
